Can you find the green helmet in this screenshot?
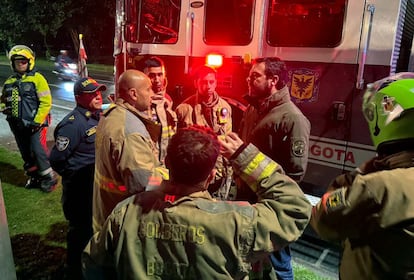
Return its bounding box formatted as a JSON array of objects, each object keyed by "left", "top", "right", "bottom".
[
  {"left": 363, "top": 72, "right": 414, "bottom": 151},
  {"left": 8, "top": 45, "right": 36, "bottom": 71}
]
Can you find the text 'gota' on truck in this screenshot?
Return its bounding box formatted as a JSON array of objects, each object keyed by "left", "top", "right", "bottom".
[{"left": 114, "top": 0, "right": 414, "bottom": 196}]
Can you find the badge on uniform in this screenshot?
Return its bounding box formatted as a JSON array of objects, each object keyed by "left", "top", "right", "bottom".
[
  {"left": 291, "top": 138, "right": 306, "bottom": 157},
  {"left": 86, "top": 126, "right": 97, "bottom": 136},
  {"left": 55, "top": 136, "right": 70, "bottom": 151},
  {"left": 323, "top": 189, "right": 346, "bottom": 213}
]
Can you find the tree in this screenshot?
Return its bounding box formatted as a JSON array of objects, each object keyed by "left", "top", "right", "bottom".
[
  {"left": 0, "top": 0, "right": 27, "bottom": 49},
  {"left": 26, "top": 0, "right": 73, "bottom": 58},
  {"left": 0, "top": 0, "right": 73, "bottom": 56}
]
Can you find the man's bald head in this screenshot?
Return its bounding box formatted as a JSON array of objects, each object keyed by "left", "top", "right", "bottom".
[{"left": 117, "top": 69, "right": 154, "bottom": 112}]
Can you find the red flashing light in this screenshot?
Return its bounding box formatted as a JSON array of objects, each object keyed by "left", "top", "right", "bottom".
[{"left": 206, "top": 54, "right": 223, "bottom": 68}]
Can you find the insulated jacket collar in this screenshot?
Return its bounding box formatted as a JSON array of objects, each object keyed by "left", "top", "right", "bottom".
[
  {"left": 115, "top": 98, "right": 153, "bottom": 122},
  {"left": 374, "top": 150, "right": 414, "bottom": 170},
  {"left": 197, "top": 91, "right": 220, "bottom": 108},
  {"left": 245, "top": 86, "right": 291, "bottom": 114}
]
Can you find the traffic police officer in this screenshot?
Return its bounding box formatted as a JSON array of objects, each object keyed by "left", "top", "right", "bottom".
[
  {"left": 0, "top": 45, "right": 57, "bottom": 192},
  {"left": 49, "top": 77, "right": 106, "bottom": 279}
]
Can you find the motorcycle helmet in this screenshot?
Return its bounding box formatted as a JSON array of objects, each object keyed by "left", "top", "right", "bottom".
[
  {"left": 363, "top": 72, "right": 414, "bottom": 152},
  {"left": 8, "top": 45, "right": 35, "bottom": 71}
]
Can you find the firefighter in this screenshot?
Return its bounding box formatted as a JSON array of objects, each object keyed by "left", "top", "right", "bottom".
[
  {"left": 49, "top": 77, "right": 106, "bottom": 279},
  {"left": 142, "top": 56, "right": 177, "bottom": 164},
  {"left": 311, "top": 73, "right": 414, "bottom": 279},
  {"left": 175, "top": 65, "right": 234, "bottom": 200},
  {"left": 92, "top": 69, "right": 168, "bottom": 233},
  {"left": 239, "top": 57, "right": 311, "bottom": 279},
  {"left": 82, "top": 126, "right": 312, "bottom": 279},
  {"left": 0, "top": 45, "right": 57, "bottom": 192}
]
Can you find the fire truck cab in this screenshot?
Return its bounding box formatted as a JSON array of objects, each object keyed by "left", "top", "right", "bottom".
[{"left": 114, "top": 0, "right": 414, "bottom": 196}]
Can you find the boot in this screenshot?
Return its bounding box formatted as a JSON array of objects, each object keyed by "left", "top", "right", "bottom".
[
  {"left": 24, "top": 176, "right": 41, "bottom": 189},
  {"left": 40, "top": 171, "right": 58, "bottom": 193},
  {"left": 24, "top": 167, "right": 41, "bottom": 189}
]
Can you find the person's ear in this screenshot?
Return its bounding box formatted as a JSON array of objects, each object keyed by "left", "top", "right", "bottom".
[
  {"left": 269, "top": 75, "right": 279, "bottom": 88},
  {"left": 129, "top": 88, "right": 138, "bottom": 101}
]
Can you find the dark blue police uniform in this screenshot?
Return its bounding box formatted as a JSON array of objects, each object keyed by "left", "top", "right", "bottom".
[{"left": 49, "top": 105, "right": 100, "bottom": 277}]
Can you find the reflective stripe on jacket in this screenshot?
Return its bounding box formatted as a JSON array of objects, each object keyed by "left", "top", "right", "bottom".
[
  {"left": 92, "top": 99, "right": 168, "bottom": 233},
  {"left": 83, "top": 144, "right": 312, "bottom": 279},
  {"left": 1, "top": 71, "right": 51, "bottom": 125}
]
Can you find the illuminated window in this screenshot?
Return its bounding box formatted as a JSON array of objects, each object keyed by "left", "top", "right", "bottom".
[
  {"left": 204, "top": 0, "right": 254, "bottom": 45},
  {"left": 137, "top": 0, "right": 181, "bottom": 44},
  {"left": 267, "top": 0, "right": 347, "bottom": 47}
]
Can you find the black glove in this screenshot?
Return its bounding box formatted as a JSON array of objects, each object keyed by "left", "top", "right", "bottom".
[
  {"left": 0, "top": 104, "right": 11, "bottom": 115},
  {"left": 29, "top": 121, "right": 42, "bottom": 134}
]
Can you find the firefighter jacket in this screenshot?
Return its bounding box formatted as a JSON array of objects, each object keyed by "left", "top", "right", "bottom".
[
  {"left": 150, "top": 96, "right": 177, "bottom": 163},
  {"left": 175, "top": 92, "right": 233, "bottom": 198},
  {"left": 82, "top": 144, "right": 312, "bottom": 280},
  {"left": 1, "top": 70, "right": 52, "bottom": 126},
  {"left": 92, "top": 98, "right": 169, "bottom": 233},
  {"left": 239, "top": 86, "right": 310, "bottom": 183},
  {"left": 175, "top": 91, "right": 232, "bottom": 136},
  {"left": 311, "top": 151, "right": 414, "bottom": 279}
]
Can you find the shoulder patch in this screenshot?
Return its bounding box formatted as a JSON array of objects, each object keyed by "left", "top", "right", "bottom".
[
  {"left": 323, "top": 189, "right": 346, "bottom": 213},
  {"left": 55, "top": 136, "right": 70, "bottom": 151},
  {"left": 292, "top": 139, "right": 306, "bottom": 157}
]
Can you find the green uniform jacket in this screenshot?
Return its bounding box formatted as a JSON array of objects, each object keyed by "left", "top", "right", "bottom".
[
  {"left": 92, "top": 99, "right": 168, "bottom": 233},
  {"left": 83, "top": 144, "right": 312, "bottom": 279},
  {"left": 311, "top": 152, "right": 414, "bottom": 279},
  {"left": 239, "top": 86, "right": 310, "bottom": 183}
]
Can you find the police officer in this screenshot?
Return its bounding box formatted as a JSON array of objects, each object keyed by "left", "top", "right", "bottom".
[
  {"left": 49, "top": 77, "right": 106, "bottom": 279},
  {"left": 0, "top": 45, "right": 57, "bottom": 192},
  {"left": 311, "top": 72, "right": 414, "bottom": 279},
  {"left": 175, "top": 65, "right": 234, "bottom": 199}
]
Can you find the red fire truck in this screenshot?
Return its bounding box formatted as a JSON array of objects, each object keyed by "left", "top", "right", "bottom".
[{"left": 114, "top": 0, "right": 414, "bottom": 197}]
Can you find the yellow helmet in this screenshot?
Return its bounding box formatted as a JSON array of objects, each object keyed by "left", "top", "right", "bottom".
[{"left": 8, "top": 45, "right": 35, "bottom": 71}]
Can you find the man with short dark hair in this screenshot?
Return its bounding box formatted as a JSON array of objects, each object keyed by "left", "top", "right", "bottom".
[
  {"left": 82, "top": 126, "right": 312, "bottom": 279},
  {"left": 175, "top": 65, "right": 234, "bottom": 199},
  {"left": 142, "top": 56, "right": 177, "bottom": 163},
  {"left": 239, "top": 57, "right": 311, "bottom": 279}
]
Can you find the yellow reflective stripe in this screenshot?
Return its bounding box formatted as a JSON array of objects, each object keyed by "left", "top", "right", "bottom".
[
  {"left": 243, "top": 152, "right": 266, "bottom": 176},
  {"left": 161, "top": 126, "right": 175, "bottom": 138},
  {"left": 157, "top": 167, "right": 169, "bottom": 180},
  {"left": 241, "top": 152, "right": 278, "bottom": 192}
]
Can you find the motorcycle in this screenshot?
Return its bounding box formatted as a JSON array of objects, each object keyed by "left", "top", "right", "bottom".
[{"left": 53, "top": 60, "right": 79, "bottom": 81}]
